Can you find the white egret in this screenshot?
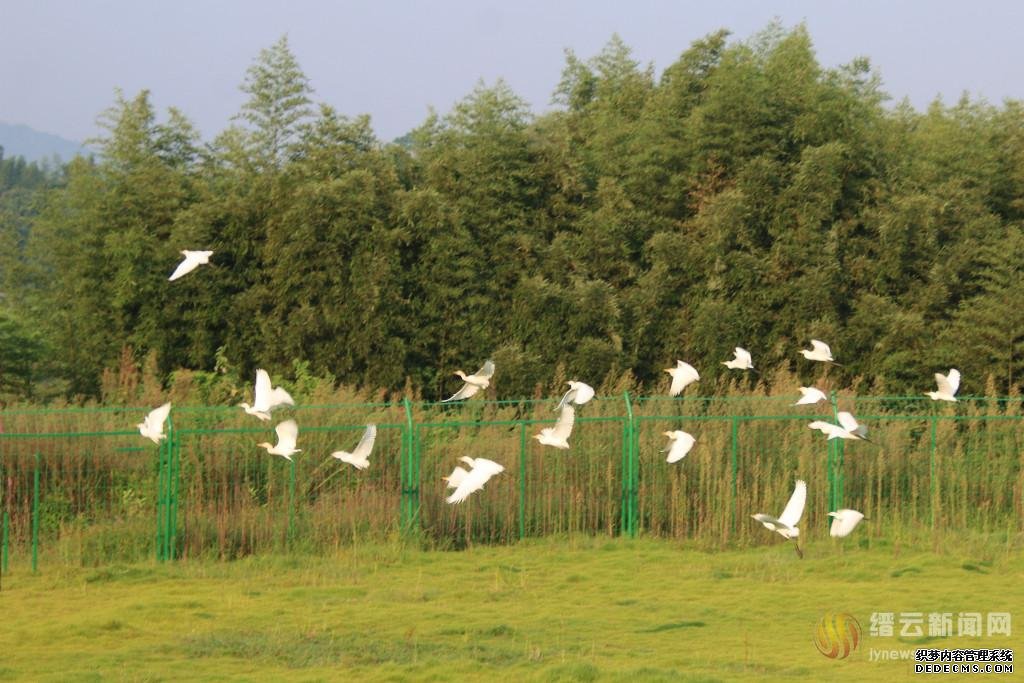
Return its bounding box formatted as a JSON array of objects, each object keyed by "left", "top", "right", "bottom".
[
  {"left": 257, "top": 419, "right": 301, "bottom": 460},
  {"left": 331, "top": 424, "right": 377, "bottom": 470},
  {"left": 239, "top": 369, "right": 295, "bottom": 421},
  {"left": 794, "top": 387, "right": 828, "bottom": 406},
  {"left": 445, "top": 458, "right": 505, "bottom": 504},
  {"left": 799, "top": 339, "right": 842, "bottom": 366},
  {"left": 442, "top": 360, "right": 495, "bottom": 402},
  {"left": 168, "top": 250, "right": 213, "bottom": 281},
  {"left": 137, "top": 402, "right": 171, "bottom": 444},
  {"left": 443, "top": 466, "right": 469, "bottom": 489},
  {"left": 722, "top": 347, "right": 755, "bottom": 371},
  {"left": 664, "top": 361, "right": 699, "bottom": 396},
  {"left": 556, "top": 381, "right": 595, "bottom": 410},
  {"left": 828, "top": 509, "right": 865, "bottom": 538},
  {"left": 925, "top": 369, "right": 960, "bottom": 402},
  {"left": 662, "top": 430, "right": 696, "bottom": 464},
  {"left": 808, "top": 411, "right": 871, "bottom": 442},
  {"left": 752, "top": 479, "right": 807, "bottom": 557},
  {"left": 534, "top": 405, "right": 575, "bottom": 449}
]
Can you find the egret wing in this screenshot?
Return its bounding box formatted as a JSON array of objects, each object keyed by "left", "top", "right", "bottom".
[
  {"left": 551, "top": 405, "right": 575, "bottom": 441},
  {"left": 752, "top": 513, "right": 789, "bottom": 530},
  {"left": 808, "top": 420, "right": 840, "bottom": 437},
  {"left": 253, "top": 369, "right": 272, "bottom": 411},
  {"left": 795, "top": 387, "right": 826, "bottom": 405},
  {"left": 275, "top": 419, "right": 298, "bottom": 451},
  {"left": 829, "top": 509, "right": 865, "bottom": 538},
  {"left": 168, "top": 256, "right": 200, "bottom": 281},
  {"left": 556, "top": 386, "right": 576, "bottom": 411},
  {"left": 810, "top": 339, "right": 831, "bottom": 356},
  {"left": 778, "top": 479, "right": 807, "bottom": 528},
  {"left": 269, "top": 386, "right": 295, "bottom": 408},
  {"left": 670, "top": 362, "right": 699, "bottom": 396},
  {"left": 445, "top": 458, "right": 504, "bottom": 504},
  {"left": 836, "top": 411, "right": 859, "bottom": 432},
  {"left": 735, "top": 347, "right": 751, "bottom": 366},
  {"left": 666, "top": 431, "right": 695, "bottom": 463},
  {"left": 444, "top": 466, "right": 469, "bottom": 488},
  {"left": 146, "top": 402, "right": 172, "bottom": 431},
  {"left": 936, "top": 369, "right": 960, "bottom": 396},
  {"left": 573, "top": 382, "right": 595, "bottom": 405},
  {"left": 352, "top": 424, "right": 377, "bottom": 460},
  {"left": 476, "top": 360, "right": 495, "bottom": 378},
  {"left": 443, "top": 382, "right": 481, "bottom": 402}
]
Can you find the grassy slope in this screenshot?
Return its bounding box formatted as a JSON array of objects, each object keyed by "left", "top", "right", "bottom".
[{"left": 0, "top": 537, "right": 1021, "bottom": 682}]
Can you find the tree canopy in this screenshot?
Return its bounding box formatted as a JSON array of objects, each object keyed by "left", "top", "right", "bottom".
[{"left": 3, "top": 24, "right": 1024, "bottom": 402}]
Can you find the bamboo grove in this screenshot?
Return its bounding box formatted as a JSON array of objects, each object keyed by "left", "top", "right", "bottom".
[{"left": 1, "top": 23, "right": 1024, "bottom": 406}]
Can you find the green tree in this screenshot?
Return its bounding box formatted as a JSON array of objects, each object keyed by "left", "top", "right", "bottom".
[{"left": 236, "top": 35, "right": 314, "bottom": 167}]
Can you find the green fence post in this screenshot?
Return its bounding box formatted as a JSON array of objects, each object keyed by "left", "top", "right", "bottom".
[
  {"left": 401, "top": 398, "right": 417, "bottom": 534},
  {"left": 619, "top": 418, "right": 628, "bottom": 535},
  {"left": 519, "top": 421, "right": 527, "bottom": 540},
  {"left": 168, "top": 416, "right": 180, "bottom": 561},
  {"left": 827, "top": 391, "right": 840, "bottom": 516},
  {"left": 163, "top": 415, "right": 173, "bottom": 561},
  {"left": 0, "top": 453, "right": 6, "bottom": 573},
  {"left": 730, "top": 417, "right": 739, "bottom": 533},
  {"left": 929, "top": 415, "right": 937, "bottom": 529},
  {"left": 155, "top": 433, "right": 166, "bottom": 562},
  {"left": 622, "top": 391, "right": 637, "bottom": 537},
  {"left": 287, "top": 457, "right": 296, "bottom": 548},
  {"left": 31, "top": 452, "right": 40, "bottom": 574},
  {"left": 1, "top": 510, "right": 7, "bottom": 574},
  {"left": 173, "top": 422, "right": 181, "bottom": 560}
]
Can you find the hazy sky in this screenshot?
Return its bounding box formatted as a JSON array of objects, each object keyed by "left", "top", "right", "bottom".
[{"left": 3, "top": 1, "right": 1023, "bottom": 143}]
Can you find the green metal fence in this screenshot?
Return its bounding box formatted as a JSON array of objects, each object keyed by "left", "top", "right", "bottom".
[{"left": 0, "top": 394, "right": 1021, "bottom": 572}]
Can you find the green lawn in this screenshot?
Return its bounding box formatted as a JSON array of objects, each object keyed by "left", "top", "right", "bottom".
[{"left": 0, "top": 536, "right": 1020, "bottom": 681}]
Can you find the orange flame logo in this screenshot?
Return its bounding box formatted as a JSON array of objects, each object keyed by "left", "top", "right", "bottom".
[{"left": 814, "top": 612, "right": 861, "bottom": 659}]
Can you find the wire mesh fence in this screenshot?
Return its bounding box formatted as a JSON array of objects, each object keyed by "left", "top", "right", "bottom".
[{"left": 0, "top": 394, "right": 1022, "bottom": 573}]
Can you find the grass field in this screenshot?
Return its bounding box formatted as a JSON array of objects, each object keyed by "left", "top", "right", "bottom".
[{"left": 1, "top": 536, "right": 1021, "bottom": 682}]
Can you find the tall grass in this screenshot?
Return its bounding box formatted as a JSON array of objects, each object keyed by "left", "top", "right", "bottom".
[{"left": 0, "top": 368, "right": 1021, "bottom": 569}]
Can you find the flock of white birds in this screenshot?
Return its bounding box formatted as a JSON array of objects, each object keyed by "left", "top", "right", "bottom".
[{"left": 136, "top": 251, "right": 961, "bottom": 551}]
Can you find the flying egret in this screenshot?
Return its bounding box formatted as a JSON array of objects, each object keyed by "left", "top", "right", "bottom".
[
  {"left": 794, "top": 387, "right": 828, "bottom": 406},
  {"left": 808, "top": 411, "right": 871, "bottom": 442},
  {"left": 752, "top": 479, "right": 807, "bottom": 557},
  {"left": 664, "top": 361, "right": 699, "bottom": 396},
  {"left": 926, "top": 369, "right": 960, "bottom": 402},
  {"left": 331, "top": 424, "right": 377, "bottom": 470},
  {"left": 722, "top": 347, "right": 755, "bottom": 371},
  {"left": 556, "top": 381, "right": 595, "bottom": 410},
  {"left": 662, "top": 430, "right": 696, "bottom": 464},
  {"left": 137, "top": 402, "right": 171, "bottom": 444},
  {"left": 442, "top": 360, "right": 495, "bottom": 402},
  {"left": 168, "top": 250, "right": 213, "bottom": 281},
  {"left": 534, "top": 405, "right": 575, "bottom": 449},
  {"left": 799, "top": 339, "right": 842, "bottom": 366},
  {"left": 828, "top": 509, "right": 866, "bottom": 538},
  {"left": 445, "top": 458, "right": 505, "bottom": 504},
  {"left": 257, "top": 419, "right": 301, "bottom": 460},
  {"left": 443, "top": 466, "right": 469, "bottom": 489},
  {"left": 240, "top": 369, "right": 295, "bottom": 421}
]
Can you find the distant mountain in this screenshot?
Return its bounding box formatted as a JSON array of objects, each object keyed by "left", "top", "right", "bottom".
[{"left": 0, "top": 122, "right": 89, "bottom": 163}]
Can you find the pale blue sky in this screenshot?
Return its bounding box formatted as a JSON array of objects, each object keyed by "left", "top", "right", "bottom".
[{"left": 2, "top": 0, "right": 1022, "bottom": 143}]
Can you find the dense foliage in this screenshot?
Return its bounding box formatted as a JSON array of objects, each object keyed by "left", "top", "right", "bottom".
[{"left": 2, "top": 26, "right": 1023, "bottom": 402}]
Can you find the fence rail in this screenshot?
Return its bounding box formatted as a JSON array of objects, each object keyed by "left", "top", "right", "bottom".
[{"left": 0, "top": 393, "right": 1022, "bottom": 572}]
